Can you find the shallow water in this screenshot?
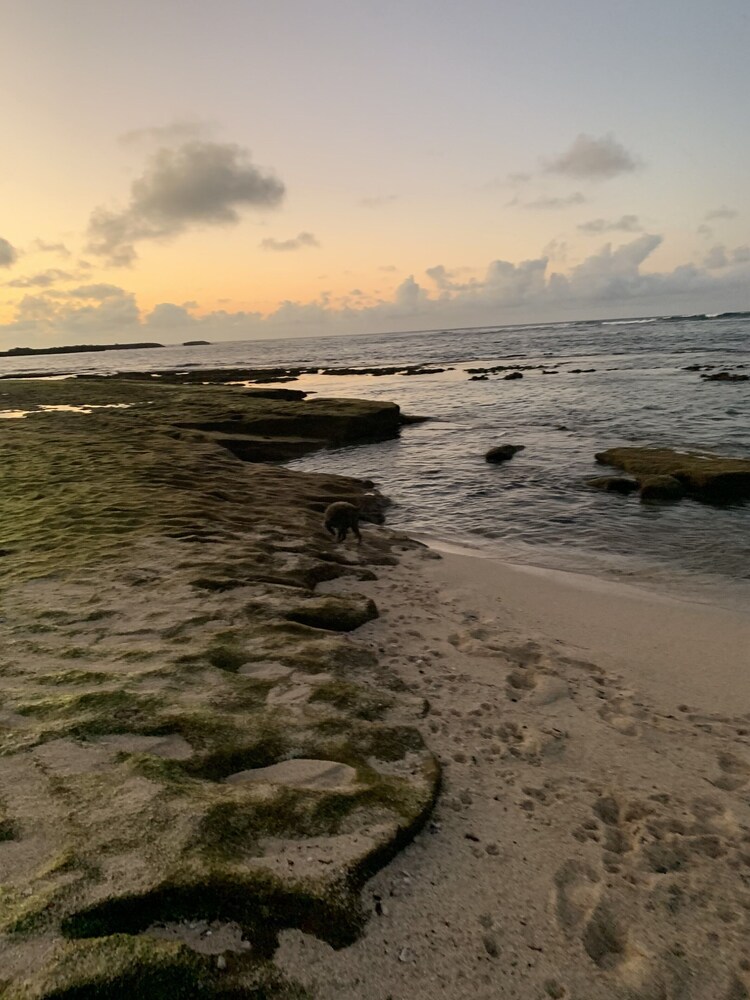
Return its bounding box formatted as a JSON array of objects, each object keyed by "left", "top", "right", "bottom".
[{"left": 2, "top": 315, "right": 749, "bottom": 604}]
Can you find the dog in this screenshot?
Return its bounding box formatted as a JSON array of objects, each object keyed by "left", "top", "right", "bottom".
[{"left": 323, "top": 501, "right": 362, "bottom": 543}]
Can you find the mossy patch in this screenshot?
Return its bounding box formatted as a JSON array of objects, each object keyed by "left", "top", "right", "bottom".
[{"left": 309, "top": 680, "right": 391, "bottom": 721}]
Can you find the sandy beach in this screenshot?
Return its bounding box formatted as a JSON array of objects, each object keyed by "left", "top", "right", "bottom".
[
  {"left": 1, "top": 378, "right": 749, "bottom": 998},
  {"left": 279, "top": 544, "right": 750, "bottom": 999}
]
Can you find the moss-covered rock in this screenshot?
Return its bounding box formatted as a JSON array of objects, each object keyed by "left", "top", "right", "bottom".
[
  {"left": 0, "top": 377, "right": 437, "bottom": 995},
  {"left": 638, "top": 475, "right": 686, "bottom": 502},
  {"left": 285, "top": 595, "right": 378, "bottom": 632},
  {"left": 595, "top": 447, "right": 750, "bottom": 504}
]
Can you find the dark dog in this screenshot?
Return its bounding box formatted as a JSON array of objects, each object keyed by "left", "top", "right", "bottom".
[{"left": 323, "top": 501, "right": 362, "bottom": 543}]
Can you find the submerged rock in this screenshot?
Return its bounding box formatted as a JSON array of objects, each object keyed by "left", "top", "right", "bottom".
[
  {"left": 595, "top": 447, "right": 750, "bottom": 503},
  {"left": 503, "top": 372, "right": 523, "bottom": 380},
  {"left": 485, "top": 444, "right": 525, "bottom": 463},
  {"left": 700, "top": 371, "right": 749, "bottom": 382},
  {"left": 639, "top": 475, "right": 686, "bottom": 502},
  {"left": 587, "top": 476, "right": 639, "bottom": 495}
]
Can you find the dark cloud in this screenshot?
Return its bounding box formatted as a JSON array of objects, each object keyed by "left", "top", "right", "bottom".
[
  {"left": 0, "top": 238, "right": 18, "bottom": 268},
  {"left": 578, "top": 215, "right": 642, "bottom": 234},
  {"left": 87, "top": 141, "right": 285, "bottom": 265},
  {"left": 696, "top": 223, "right": 713, "bottom": 240},
  {"left": 359, "top": 195, "right": 399, "bottom": 208},
  {"left": 704, "top": 245, "right": 728, "bottom": 269},
  {"left": 733, "top": 246, "right": 750, "bottom": 264},
  {"left": 705, "top": 206, "right": 738, "bottom": 221},
  {"left": 6, "top": 269, "right": 76, "bottom": 288},
  {"left": 32, "top": 240, "right": 71, "bottom": 258},
  {"left": 524, "top": 192, "right": 586, "bottom": 210},
  {"left": 545, "top": 133, "right": 638, "bottom": 180},
  {"left": 260, "top": 232, "right": 319, "bottom": 252}
]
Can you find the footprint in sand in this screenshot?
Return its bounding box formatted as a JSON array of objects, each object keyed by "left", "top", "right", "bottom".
[
  {"left": 714, "top": 751, "right": 750, "bottom": 792},
  {"left": 553, "top": 859, "right": 603, "bottom": 934}
]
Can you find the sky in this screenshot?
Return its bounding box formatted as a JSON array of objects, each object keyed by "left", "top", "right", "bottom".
[{"left": 2, "top": 0, "right": 750, "bottom": 347}]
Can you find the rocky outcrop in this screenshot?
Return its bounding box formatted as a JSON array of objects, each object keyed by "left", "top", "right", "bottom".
[
  {"left": 0, "top": 378, "right": 439, "bottom": 997},
  {"left": 486, "top": 444, "right": 525, "bottom": 463},
  {"left": 595, "top": 447, "right": 750, "bottom": 503}
]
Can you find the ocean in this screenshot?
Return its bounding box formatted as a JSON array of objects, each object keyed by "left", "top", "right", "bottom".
[{"left": 2, "top": 314, "right": 749, "bottom": 607}]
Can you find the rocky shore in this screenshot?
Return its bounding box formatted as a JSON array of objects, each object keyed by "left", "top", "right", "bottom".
[{"left": 0, "top": 379, "right": 439, "bottom": 997}]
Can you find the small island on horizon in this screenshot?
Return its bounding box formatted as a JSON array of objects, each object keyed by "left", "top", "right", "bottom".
[{"left": 0, "top": 340, "right": 212, "bottom": 358}]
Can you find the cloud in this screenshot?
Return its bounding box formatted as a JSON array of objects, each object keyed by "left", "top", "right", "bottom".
[
  {"left": 705, "top": 206, "right": 738, "bottom": 221},
  {"left": 578, "top": 215, "right": 642, "bottom": 234},
  {"left": 4, "top": 234, "right": 750, "bottom": 348},
  {"left": 359, "top": 195, "right": 399, "bottom": 208},
  {"left": 507, "top": 172, "right": 531, "bottom": 185},
  {"left": 87, "top": 140, "right": 285, "bottom": 265},
  {"left": 31, "top": 240, "right": 71, "bottom": 258},
  {"left": 0, "top": 238, "right": 18, "bottom": 268},
  {"left": 524, "top": 192, "right": 586, "bottom": 210},
  {"left": 545, "top": 133, "right": 639, "bottom": 179},
  {"left": 704, "top": 245, "right": 728, "bottom": 269},
  {"left": 6, "top": 269, "right": 77, "bottom": 289},
  {"left": 696, "top": 223, "right": 714, "bottom": 240},
  {"left": 260, "top": 231, "right": 319, "bottom": 252},
  {"left": 425, "top": 265, "right": 479, "bottom": 293},
  {"left": 145, "top": 303, "right": 197, "bottom": 328}
]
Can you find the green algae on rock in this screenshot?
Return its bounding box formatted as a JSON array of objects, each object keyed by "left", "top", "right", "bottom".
[
  {"left": 595, "top": 447, "right": 750, "bottom": 504},
  {"left": 0, "top": 377, "right": 439, "bottom": 997}
]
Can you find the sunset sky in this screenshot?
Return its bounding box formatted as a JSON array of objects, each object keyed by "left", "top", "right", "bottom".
[{"left": 2, "top": 0, "right": 749, "bottom": 346}]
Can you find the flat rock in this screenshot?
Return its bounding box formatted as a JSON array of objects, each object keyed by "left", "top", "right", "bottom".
[
  {"left": 485, "top": 444, "right": 525, "bottom": 464},
  {"left": 225, "top": 758, "right": 359, "bottom": 791},
  {"left": 238, "top": 660, "right": 295, "bottom": 681},
  {"left": 595, "top": 447, "right": 750, "bottom": 503}
]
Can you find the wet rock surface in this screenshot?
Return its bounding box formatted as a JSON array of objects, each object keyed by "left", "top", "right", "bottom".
[
  {"left": 485, "top": 444, "right": 525, "bottom": 464},
  {"left": 595, "top": 447, "right": 750, "bottom": 504}
]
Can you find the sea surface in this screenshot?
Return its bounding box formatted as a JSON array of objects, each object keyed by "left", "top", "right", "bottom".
[{"left": 2, "top": 315, "right": 749, "bottom": 607}]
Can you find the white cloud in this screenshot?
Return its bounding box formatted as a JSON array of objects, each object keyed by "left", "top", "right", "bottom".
[
  {"left": 545, "top": 133, "right": 639, "bottom": 180},
  {"left": 260, "top": 232, "right": 319, "bottom": 252},
  {"left": 87, "top": 140, "right": 285, "bottom": 265},
  {"left": 578, "top": 215, "right": 642, "bottom": 234},
  {"left": 0, "top": 237, "right": 18, "bottom": 268}
]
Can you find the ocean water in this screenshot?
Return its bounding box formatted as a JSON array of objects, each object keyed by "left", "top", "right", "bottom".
[{"left": 2, "top": 315, "right": 749, "bottom": 605}]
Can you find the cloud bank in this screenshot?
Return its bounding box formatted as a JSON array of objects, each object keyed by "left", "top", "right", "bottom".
[
  {"left": 87, "top": 141, "right": 285, "bottom": 265},
  {"left": 578, "top": 215, "right": 642, "bottom": 234},
  {"left": 4, "top": 234, "right": 749, "bottom": 348}
]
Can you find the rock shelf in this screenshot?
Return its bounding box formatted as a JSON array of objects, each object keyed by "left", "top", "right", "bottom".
[{"left": 0, "top": 378, "right": 439, "bottom": 998}]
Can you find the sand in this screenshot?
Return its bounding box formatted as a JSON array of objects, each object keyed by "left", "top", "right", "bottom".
[{"left": 277, "top": 543, "right": 750, "bottom": 999}]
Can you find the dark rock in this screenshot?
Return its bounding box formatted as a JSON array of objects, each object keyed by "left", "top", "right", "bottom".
[
  {"left": 485, "top": 444, "right": 525, "bottom": 463},
  {"left": 568, "top": 368, "right": 597, "bottom": 374},
  {"left": 503, "top": 372, "right": 523, "bottom": 380},
  {"left": 587, "top": 476, "right": 639, "bottom": 495},
  {"left": 469, "top": 374, "right": 489, "bottom": 381},
  {"left": 639, "top": 475, "right": 686, "bottom": 502},
  {"left": 286, "top": 595, "right": 379, "bottom": 631},
  {"left": 595, "top": 447, "right": 750, "bottom": 504},
  {"left": 182, "top": 340, "right": 211, "bottom": 346},
  {"left": 700, "top": 371, "right": 749, "bottom": 382},
  {"left": 242, "top": 388, "right": 307, "bottom": 400}
]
